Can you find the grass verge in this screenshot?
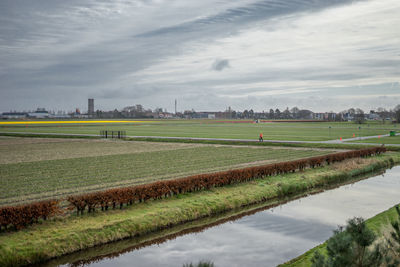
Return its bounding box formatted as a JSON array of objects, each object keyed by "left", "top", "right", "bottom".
[
  {"left": 350, "top": 135, "right": 400, "bottom": 145},
  {"left": 0, "top": 153, "right": 399, "bottom": 266},
  {"left": 128, "top": 136, "right": 400, "bottom": 150},
  {"left": 2, "top": 132, "right": 400, "bottom": 151}
]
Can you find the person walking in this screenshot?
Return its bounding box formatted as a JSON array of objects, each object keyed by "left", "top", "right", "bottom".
[{"left": 259, "top": 133, "right": 263, "bottom": 142}]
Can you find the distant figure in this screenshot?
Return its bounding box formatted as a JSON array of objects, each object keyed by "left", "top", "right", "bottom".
[{"left": 259, "top": 133, "right": 263, "bottom": 142}]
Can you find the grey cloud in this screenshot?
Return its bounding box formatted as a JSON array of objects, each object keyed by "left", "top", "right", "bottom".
[
  {"left": 137, "top": 0, "right": 361, "bottom": 38},
  {"left": 212, "top": 59, "right": 230, "bottom": 71},
  {"left": 0, "top": 0, "right": 399, "bottom": 113}
]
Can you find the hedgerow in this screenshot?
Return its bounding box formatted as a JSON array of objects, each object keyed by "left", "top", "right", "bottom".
[
  {"left": 0, "top": 146, "right": 386, "bottom": 230},
  {"left": 0, "top": 200, "right": 60, "bottom": 231}
]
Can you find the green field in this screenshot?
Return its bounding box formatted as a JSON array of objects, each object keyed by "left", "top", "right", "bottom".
[
  {"left": 350, "top": 135, "right": 400, "bottom": 144},
  {"left": 0, "top": 137, "right": 334, "bottom": 206},
  {"left": 0, "top": 120, "right": 398, "bottom": 141}
]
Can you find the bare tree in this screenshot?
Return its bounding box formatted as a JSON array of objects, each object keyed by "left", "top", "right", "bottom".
[
  {"left": 395, "top": 105, "right": 400, "bottom": 123},
  {"left": 354, "top": 108, "right": 365, "bottom": 124},
  {"left": 290, "top": 107, "right": 300, "bottom": 119},
  {"left": 275, "top": 108, "right": 281, "bottom": 119}
]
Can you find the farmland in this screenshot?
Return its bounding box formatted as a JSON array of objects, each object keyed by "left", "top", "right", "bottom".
[
  {"left": 0, "top": 120, "right": 398, "bottom": 141},
  {"left": 0, "top": 120, "right": 399, "bottom": 267},
  {"left": 0, "top": 137, "right": 334, "bottom": 206},
  {"left": 1, "top": 153, "right": 398, "bottom": 267}
]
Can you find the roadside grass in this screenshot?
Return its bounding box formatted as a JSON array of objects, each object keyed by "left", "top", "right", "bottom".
[
  {"left": 128, "top": 136, "right": 400, "bottom": 151},
  {"left": 0, "top": 120, "right": 398, "bottom": 141},
  {"left": 0, "top": 153, "right": 398, "bottom": 267},
  {"left": 0, "top": 142, "right": 332, "bottom": 205},
  {"left": 350, "top": 135, "right": 400, "bottom": 145}
]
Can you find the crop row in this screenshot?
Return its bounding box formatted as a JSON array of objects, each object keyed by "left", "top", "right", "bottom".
[{"left": 0, "top": 146, "right": 386, "bottom": 231}]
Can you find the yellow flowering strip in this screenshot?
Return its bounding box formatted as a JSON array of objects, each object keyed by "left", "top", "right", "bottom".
[{"left": 0, "top": 120, "right": 156, "bottom": 125}]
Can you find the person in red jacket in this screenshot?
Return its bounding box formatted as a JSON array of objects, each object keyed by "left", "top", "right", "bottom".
[{"left": 259, "top": 133, "right": 263, "bottom": 142}]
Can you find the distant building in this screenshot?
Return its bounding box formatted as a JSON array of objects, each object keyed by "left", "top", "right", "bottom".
[
  {"left": 313, "top": 113, "right": 324, "bottom": 120},
  {"left": 1, "top": 112, "right": 28, "bottom": 119},
  {"left": 342, "top": 113, "right": 354, "bottom": 121},
  {"left": 28, "top": 108, "right": 52, "bottom": 118},
  {"left": 367, "top": 113, "right": 381, "bottom": 120},
  {"left": 313, "top": 112, "right": 337, "bottom": 121},
  {"left": 324, "top": 112, "right": 336, "bottom": 121},
  {"left": 88, "top": 98, "right": 94, "bottom": 116}
]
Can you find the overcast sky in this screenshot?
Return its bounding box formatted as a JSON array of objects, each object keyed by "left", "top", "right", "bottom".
[{"left": 1, "top": 0, "right": 399, "bottom": 113}]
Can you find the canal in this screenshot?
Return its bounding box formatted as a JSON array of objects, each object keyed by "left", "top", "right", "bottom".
[{"left": 49, "top": 166, "right": 400, "bottom": 267}]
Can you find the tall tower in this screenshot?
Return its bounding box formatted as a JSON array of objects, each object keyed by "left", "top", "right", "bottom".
[
  {"left": 175, "top": 99, "right": 177, "bottom": 115},
  {"left": 88, "top": 98, "right": 94, "bottom": 116}
]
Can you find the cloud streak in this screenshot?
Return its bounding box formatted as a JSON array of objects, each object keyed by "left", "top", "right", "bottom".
[{"left": 0, "top": 0, "right": 399, "bottom": 112}]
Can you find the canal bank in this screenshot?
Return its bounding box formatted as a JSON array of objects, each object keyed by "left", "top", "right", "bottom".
[
  {"left": 280, "top": 203, "right": 400, "bottom": 267},
  {"left": 0, "top": 153, "right": 399, "bottom": 266}
]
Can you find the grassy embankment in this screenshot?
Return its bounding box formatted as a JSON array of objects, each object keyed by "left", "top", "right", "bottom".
[
  {"left": 0, "top": 120, "right": 397, "bottom": 141},
  {"left": 280, "top": 202, "right": 400, "bottom": 267},
  {"left": 0, "top": 137, "right": 331, "bottom": 206},
  {"left": 0, "top": 152, "right": 399, "bottom": 267}
]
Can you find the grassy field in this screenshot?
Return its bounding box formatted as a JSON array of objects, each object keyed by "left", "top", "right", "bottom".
[
  {"left": 0, "top": 153, "right": 398, "bottom": 267},
  {"left": 0, "top": 120, "right": 398, "bottom": 141},
  {"left": 350, "top": 135, "right": 400, "bottom": 144},
  {"left": 0, "top": 137, "right": 333, "bottom": 206}
]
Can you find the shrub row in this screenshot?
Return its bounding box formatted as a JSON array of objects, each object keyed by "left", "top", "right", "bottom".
[
  {"left": 0, "top": 199, "right": 60, "bottom": 231},
  {"left": 67, "top": 146, "right": 386, "bottom": 215}
]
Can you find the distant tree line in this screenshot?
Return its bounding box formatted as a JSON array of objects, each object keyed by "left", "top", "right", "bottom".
[{"left": 89, "top": 104, "right": 400, "bottom": 122}]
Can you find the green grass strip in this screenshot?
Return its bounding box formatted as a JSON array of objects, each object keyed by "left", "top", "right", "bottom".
[
  {"left": 2, "top": 132, "right": 400, "bottom": 151},
  {"left": 128, "top": 137, "right": 400, "bottom": 151}
]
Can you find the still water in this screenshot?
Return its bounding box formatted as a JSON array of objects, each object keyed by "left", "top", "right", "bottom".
[{"left": 58, "top": 167, "right": 400, "bottom": 267}]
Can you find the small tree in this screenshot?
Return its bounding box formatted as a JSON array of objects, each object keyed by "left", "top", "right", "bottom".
[
  {"left": 312, "top": 217, "right": 384, "bottom": 267},
  {"left": 283, "top": 107, "right": 291, "bottom": 119},
  {"left": 183, "top": 261, "right": 214, "bottom": 267},
  {"left": 394, "top": 105, "right": 400, "bottom": 123},
  {"left": 275, "top": 108, "right": 281, "bottom": 119},
  {"left": 269, "top": 109, "right": 274, "bottom": 119},
  {"left": 290, "top": 106, "right": 300, "bottom": 119}
]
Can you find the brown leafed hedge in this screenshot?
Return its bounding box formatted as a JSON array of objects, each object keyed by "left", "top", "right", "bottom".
[
  {"left": 0, "top": 200, "right": 60, "bottom": 231},
  {"left": 66, "top": 146, "right": 386, "bottom": 215},
  {"left": 0, "top": 147, "right": 387, "bottom": 230}
]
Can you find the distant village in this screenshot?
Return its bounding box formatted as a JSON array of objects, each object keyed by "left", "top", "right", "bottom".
[{"left": 2, "top": 98, "right": 399, "bottom": 123}]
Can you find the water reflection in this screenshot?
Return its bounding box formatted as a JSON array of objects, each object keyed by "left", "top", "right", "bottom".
[{"left": 57, "top": 167, "right": 400, "bottom": 267}]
